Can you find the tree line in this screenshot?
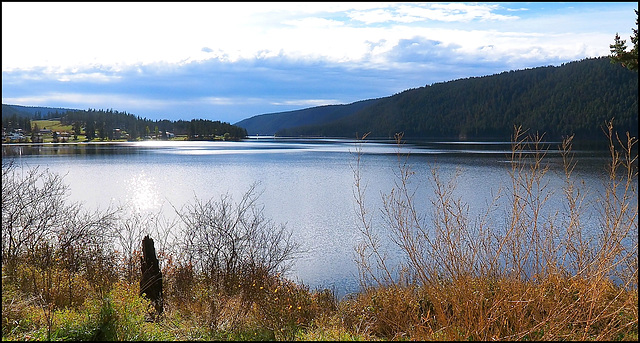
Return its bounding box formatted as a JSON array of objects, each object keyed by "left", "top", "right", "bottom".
[
  {"left": 2, "top": 106, "right": 247, "bottom": 141},
  {"left": 60, "top": 109, "right": 247, "bottom": 140},
  {"left": 277, "top": 57, "right": 638, "bottom": 141},
  {"left": 1, "top": 114, "right": 32, "bottom": 134}
]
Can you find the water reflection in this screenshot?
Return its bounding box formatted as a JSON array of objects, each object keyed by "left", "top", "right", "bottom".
[
  {"left": 4, "top": 138, "right": 599, "bottom": 158},
  {"left": 126, "top": 172, "right": 162, "bottom": 213},
  {"left": 2, "top": 142, "right": 142, "bottom": 157}
]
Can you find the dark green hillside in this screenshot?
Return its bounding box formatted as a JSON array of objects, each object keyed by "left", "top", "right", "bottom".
[
  {"left": 1, "top": 104, "right": 28, "bottom": 119},
  {"left": 234, "top": 98, "right": 382, "bottom": 136},
  {"left": 278, "top": 57, "right": 638, "bottom": 141},
  {"left": 2, "top": 104, "right": 78, "bottom": 119}
]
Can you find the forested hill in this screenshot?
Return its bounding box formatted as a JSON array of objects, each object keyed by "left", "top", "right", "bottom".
[
  {"left": 234, "top": 98, "right": 382, "bottom": 136},
  {"left": 277, "top": 57, "right": 638, "bottom": 141}
]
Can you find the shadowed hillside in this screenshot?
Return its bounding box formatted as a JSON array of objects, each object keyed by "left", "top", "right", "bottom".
[
  {"left": 272, "top": 57, "right": 638, "bottom": 141},
  {"left": 234, "top": 98, "right": 382, "bottom": 136},
  {"left": 2, "top": 104, "right": 78, "bottom": 119}
]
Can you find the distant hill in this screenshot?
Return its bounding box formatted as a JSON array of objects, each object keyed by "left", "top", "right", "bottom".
[
  {"left": 2, "top": 104, "right": 80, "bottom": 119},
  {"left": 234, "top": 98, "right": 382, "bottom": 136},
  {"left": 257, "top": 57, "right": 637, "bottom": 141}
]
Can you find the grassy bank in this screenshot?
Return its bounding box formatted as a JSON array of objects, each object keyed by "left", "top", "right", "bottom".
[{"left": 2, "top": 122, "right": 637, "bottom": 341}]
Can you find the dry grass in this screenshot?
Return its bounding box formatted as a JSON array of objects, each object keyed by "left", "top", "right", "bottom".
[{"left": 348, "top": 121, "right": 637, "bottom": 340}]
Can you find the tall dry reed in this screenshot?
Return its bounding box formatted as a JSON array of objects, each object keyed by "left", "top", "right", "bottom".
[{"left": 350, "top": 122, "right": 637, "bottom": 340}]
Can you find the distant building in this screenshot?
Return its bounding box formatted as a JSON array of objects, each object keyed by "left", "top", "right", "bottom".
[
  {"left": 8, "top": 132, "right": 27, "bottom": 142},
  {"left": 31, "top": 132, "right": 44, "bottom": 143},
  {"left": 113, "top": 128, "right": 123, "bottom": 139}
]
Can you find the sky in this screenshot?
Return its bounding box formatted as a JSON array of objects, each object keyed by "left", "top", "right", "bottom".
[{"left": 2, "top": 2, "right": 638, "bottom": 124}]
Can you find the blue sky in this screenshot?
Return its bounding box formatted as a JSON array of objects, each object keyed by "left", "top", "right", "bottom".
[{"left": 2, "top": 2, "right": 637, "bottom": 124}]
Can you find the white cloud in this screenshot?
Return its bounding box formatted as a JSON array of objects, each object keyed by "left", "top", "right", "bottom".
[
  {"left": 282, "top": 17, "right": 345, "bottom": 28},
  {"left": 2, "top": 2, "right": 633, "bottom": 72},
  {"left": 201, "top": 97, "right": 236, "bottom": 105},
  {"left": 2, "top": 2, "right": 637, "bottom": 122},
  {"left": 2, "top": 92, "right": 120, "bottom": 107},
  {"left": 348, "top": 8, "right": 402, "bottom": 24},
  {"left": 0, "top": 2, "right": 550, "bottom": 70},
  {"left": 506, "top": 7, "right": 529, "bottom": 12},
  {"left": 347, "top": 3, "right": 518, "bottom": 24},
  {"left": 3, "top": 91, "right": 199, "bottom": 111},
  {"left": 271, "top": 99, "right": 340, "bottom": 107},
  {"left": 56, "top": 72, "right": 121, "bottom": 83},
  {"left": 425, "top": 3, "right": 517, "bottom": 22}
]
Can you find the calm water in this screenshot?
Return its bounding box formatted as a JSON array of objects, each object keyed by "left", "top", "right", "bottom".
[{"left": 2, "top": 138, "right": 631, "bottom": 297}]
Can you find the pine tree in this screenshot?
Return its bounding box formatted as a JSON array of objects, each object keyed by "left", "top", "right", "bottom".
[{"left": 610, "top": 9, "right": 638, "bottom": 72}]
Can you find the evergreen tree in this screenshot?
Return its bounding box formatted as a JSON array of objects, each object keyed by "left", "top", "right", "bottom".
[
  {"left": 72, "top": 122, "right": 82, "bottom": 140},
  {"left": 85, "top": 120, "right": 96, "bottom": 141},
  {"left": 31, "top": 123, "right": 40, "bottom": 141},
  {"left": 610, "top": 9, "right": 638, "bottom": 72}
]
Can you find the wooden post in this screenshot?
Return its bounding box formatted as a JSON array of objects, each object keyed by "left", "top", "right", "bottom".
[{"left": 140, "top": 235, "right": 163, "bottom": 317}]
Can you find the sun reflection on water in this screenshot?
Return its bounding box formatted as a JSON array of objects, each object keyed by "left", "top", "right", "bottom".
[{"left": 126, "top": 172, "right": 162, "bottom": 212}]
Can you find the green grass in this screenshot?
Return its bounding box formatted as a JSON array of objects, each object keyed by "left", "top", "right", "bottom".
[{"left": 31, "top": 120, "right": 73, "bottom": 133}]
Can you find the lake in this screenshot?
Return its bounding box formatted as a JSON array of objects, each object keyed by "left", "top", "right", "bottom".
[{"left": 2, "top": 138, "right": 633, "bottom": 298}]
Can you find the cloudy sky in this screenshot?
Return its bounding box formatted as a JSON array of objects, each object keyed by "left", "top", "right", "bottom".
[{"left": 2, "top": 2, "right": 637, "bottom": 124}]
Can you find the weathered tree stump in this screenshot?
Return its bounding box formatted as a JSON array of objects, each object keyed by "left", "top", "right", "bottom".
[{"left": 140, "top": 235, "right": 163, "bottom": 317}]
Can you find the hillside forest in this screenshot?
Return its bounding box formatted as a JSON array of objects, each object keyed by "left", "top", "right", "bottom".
[{"left": 275, "top": 57, "right": 638, "bottom": 141}]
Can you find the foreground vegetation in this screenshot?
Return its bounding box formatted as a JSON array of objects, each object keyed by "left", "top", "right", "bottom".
[{"left": 2, "top": 121, "right": 637, "bottom": 341}]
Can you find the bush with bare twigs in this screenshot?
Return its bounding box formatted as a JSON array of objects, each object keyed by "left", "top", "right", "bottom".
[{"left": 349, "top": 121, "right": 637, "bottom": 340}]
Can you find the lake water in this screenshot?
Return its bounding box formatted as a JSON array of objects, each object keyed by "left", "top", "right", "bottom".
[{"left": 2, "top": 138, "right": 633, "bottom": 298}]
